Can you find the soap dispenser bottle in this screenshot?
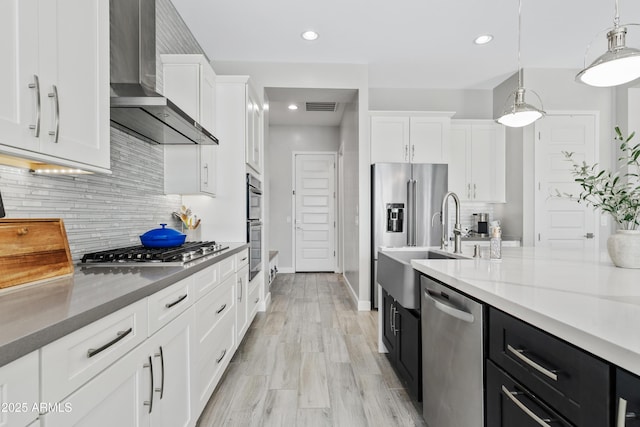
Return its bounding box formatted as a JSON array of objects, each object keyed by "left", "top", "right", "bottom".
[{"left": 490, "top": 225, "right": 502, "bottom": 260}]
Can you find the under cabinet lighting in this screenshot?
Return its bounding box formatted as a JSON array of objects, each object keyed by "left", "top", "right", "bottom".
[{"left": 0, "top": 154, "right": 92, "bottom": 175}]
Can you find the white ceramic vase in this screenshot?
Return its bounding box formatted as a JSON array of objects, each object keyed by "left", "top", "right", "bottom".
[{"left": 607, "top": 230, "right": 640, "bottom": 268}]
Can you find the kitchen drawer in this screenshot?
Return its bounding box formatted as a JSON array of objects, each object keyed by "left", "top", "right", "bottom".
[
  {"left": 248, "top": 280, "right": 260, "bottom": 320},
  {"left": 219, "top": 254, "right": 236, "bottom": 282},
  {"left": 195, "top": 274, "right": 235, "bottom": 345},
  {"left": 488, "top": 308, "right": 610, "bottom": 426},
  {"left": 194, "top": 302, "right": 235, "bottom": 414},
  {"left": 193, "top": 263, "right": 221, "bottom": 300},
  {"left": 236, "top": 248, "right": 249, "bottom": 270},
  {"left": 486, "top": 359, "right": 573, "bottom": 427},
  {"left": 41, "top": 299, "right": 148, "bottom": 405},
  {"left": 148, "top": 276, "right": 194, "bottom": 335}
]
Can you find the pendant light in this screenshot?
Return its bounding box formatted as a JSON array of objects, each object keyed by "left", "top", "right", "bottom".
[
  {"left": 576, "top": 0, "right": 640, "bottom": 87},
  {"left": 496, "top": 0, "right": 545, "bottom": 128}
]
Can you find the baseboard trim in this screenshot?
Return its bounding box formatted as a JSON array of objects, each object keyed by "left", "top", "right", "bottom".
[
  {"left": 278, "top": 267, "right": 294, "bottom": 274},
  {"left": 259, "top": 291, "right": 271, "bottom": 312}
]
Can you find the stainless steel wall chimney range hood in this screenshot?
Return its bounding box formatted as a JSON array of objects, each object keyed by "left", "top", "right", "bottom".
[{"left": 110, "top": 0, "right": 218, "bottom": 145}]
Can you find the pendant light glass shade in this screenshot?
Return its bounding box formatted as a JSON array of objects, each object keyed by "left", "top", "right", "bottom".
[
  {"left": 576, "top": 25, "right": 640, "bottom": 87},
  {"left": 496, "top": 0, "right": 545, "bottom": 128}
]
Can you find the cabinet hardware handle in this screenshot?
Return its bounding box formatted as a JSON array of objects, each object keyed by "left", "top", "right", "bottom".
[
  {"left": 404, "top": 145, "right": 408, "bottom": 161},
  {"left": 241, "top": 257, "right": 248, "bottom": 261},
  {"left": 48, "top": 85, "right": 60, "bottom": 143},
  {"left": 424, "top": 289, "right": 474, "bottom": 323},
  {"left": 165, "top": 294, "right": 188, "bottom": 309},
  {"left": 203, "top": 163, "right": 209, "bottom": 186},
  {"left": 617, "top": 397, "right": 639, "bottom": 427},
  {"left": 154, "top": 346, "right": 165, "bottom": 399},
  {"left": 17, "top": 227, "right": 29, "bottom": 236},
  {"left": 143, "top": 356, "right": 154, "bottom": 414},
  {"left": 87, "top": 327, "right": 133, "bottom": 358},
  {"left": 254, "top": 297, "right": 259, "bottom": 303},
  {"left": 238, "top": 278, "right": 243, "bottom": 301},
  {"left": 411, "top": 144, "right": 415, "bottom": 161},
  {"left": 28, "top": 75, "right": 41, "bottom": 137},
  {"left": 467, "top": 183, "right": 471, "bottom": 199},
  {"left": 473, "top": 183, "right": 477, "bottom": 199},
  {"left": 507, "top": 344, "right": 558, "bottom": 381},
  {"left": 216, "top": 348, "right": 227, "bottom": 364},
  {"left": 216, "top": 303, "right": 227, "bottom": 314},
  {"left": 390, "top": 303, "right": 398, "bottom": 335},
  {"left": 501, "top": 385, "right": 553, "bottom": 427}
]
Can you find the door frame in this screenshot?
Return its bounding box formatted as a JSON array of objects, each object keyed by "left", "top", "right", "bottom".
[
  {"left": 532, "top": 110, "right": 600, "bottom": 251},
  {"left": 291, "top": 151, "right": 338, "bottom": 273}
]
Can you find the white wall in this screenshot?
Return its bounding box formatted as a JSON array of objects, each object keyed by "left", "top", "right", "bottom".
[
  {"left": 370, "top": 88, "right": 493, "bottom": 119},
  {"left": 268, "top": 125, "right": 340, "bottom": 271}
]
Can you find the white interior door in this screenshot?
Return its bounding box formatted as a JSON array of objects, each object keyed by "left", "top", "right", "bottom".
[
  {"left": 534, "top": 114, "right": 598, "bottom": 251},
  {"left": 294, "top": 153, "right": 336, "bottom": 272}
]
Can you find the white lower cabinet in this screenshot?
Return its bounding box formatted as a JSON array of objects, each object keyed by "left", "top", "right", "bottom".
[
  {"left": 0, "top": 351, "right": 39, "bottom": 427},
  {"left": 236, "top": 264, "right": 250, "bottom": 344},
  {"left": 43, "top": 308, "right": 194, "bottom": 427}
]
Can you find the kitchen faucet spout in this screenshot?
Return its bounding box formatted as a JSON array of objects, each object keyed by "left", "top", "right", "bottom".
[{"left": 441, "top": 191, "right": 462, "bottom": 254}]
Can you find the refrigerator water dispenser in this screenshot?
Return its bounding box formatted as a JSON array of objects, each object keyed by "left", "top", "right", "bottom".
[{"left": 386, "top": 203, "right": 404, "bottom": 232}]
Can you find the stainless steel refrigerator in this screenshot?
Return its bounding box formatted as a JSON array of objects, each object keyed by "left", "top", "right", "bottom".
[{"left": 371, "top": 163, "right": 448, "bottom": 308}]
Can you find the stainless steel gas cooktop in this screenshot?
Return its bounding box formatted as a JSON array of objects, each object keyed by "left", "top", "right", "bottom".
[{"left": 80, "top": 241, "right": 229, "bottom": 267}]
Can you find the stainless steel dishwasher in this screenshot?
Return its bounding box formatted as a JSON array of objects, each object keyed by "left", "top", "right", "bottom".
[{"left": 421, "top": 275, "right": 484, "bottom": 427}]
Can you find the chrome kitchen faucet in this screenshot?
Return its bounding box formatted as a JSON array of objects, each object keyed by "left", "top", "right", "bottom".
[{"left": 440, "top": 191, "right": 462, "bottom": 254}]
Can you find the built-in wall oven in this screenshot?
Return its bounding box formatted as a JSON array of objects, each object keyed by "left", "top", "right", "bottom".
[{"left": 247, "top": 173, "right": 262, "bottom": 281}]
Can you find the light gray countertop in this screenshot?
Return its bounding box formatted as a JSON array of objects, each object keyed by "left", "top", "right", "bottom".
[
  {"left": 0, "top": 243, "right": 248, "bottom": 368},
  {"left": 411, "top": 246, "right": 640, "bottom": 375}
]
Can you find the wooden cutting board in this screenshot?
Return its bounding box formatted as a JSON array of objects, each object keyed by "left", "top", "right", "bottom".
[{"left": 0, "top": 219, "right": 74, "bottom": 289}]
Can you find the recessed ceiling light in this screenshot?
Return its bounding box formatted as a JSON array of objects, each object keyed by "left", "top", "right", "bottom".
[
  {"left": 474, "top": 34, "right": 493, "bottom": 45},
  {"left": 301, "top": 30, "right": 319, "bottom": 41},
  {"left": 288, "top": 104, "right": 298, "bottom": 110}
]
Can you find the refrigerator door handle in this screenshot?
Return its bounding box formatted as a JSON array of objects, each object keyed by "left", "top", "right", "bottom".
[
  {"left": 412, "top": 179, "right": 417, "bottom": 245},
  {"left": 407, "top": 180, "right": 413, "bottom": 246}
]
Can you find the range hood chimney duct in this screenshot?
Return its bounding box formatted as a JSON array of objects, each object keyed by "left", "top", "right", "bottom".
[{"left": 109, "top": 0, "right": 218, "bottom": 145}]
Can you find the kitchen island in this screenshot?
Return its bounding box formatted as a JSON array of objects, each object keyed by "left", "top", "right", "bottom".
[{"left": 411, "top": 246, "right": 640, "bottom": 376}]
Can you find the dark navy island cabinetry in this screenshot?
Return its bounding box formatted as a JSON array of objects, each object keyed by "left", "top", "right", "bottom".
[{"left": 381, "top": 288, "right": 421, "bottom": 402}]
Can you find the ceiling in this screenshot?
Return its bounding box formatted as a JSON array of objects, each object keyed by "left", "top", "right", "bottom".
[{"left": 170, "top": 0, "right": 640, "bottom": 124}]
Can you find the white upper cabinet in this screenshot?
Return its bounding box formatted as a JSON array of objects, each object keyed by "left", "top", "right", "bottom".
[
  {"left": 161, "top": 54, "right": 217, "bottom": 196},
  {"left": 0, "top": 0, "right": 110, "bottom": 173},
  {"left": 370, "top": 112, "right": 453, "bottom": 164},
  {"left": 246, "top": 85, "right": 262, "bottom": 173},
  {"left": 449, "top": 120, "right": 506, "bottom": 203}
]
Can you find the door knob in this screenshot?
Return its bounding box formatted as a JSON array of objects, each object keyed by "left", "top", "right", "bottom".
[{"left": 584, "top": 233, "right": 595, "bottom": 239}]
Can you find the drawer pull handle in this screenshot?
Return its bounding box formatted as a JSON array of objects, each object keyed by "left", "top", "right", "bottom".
[
  {"left": 507, "top": 344, "right": 558, "bottom": 381},
  {"left": 501, "top": 385, "right": 553, "bottom": 427},
  {"left": 241, "top": 257, "right": 248, "bottom": 261},
  {"left": 154, "top": 346, "right": 165, "bottom": 399},
  {"left": 216, "top": 348, "right": 227, "bottom": 364},
  {"left": 165, "top": 294, "right": 188, "bottom": 309},
  {"left": 617, "top": 397, "right": 640, "bottom": 427},
  {"left": 143, "top": 356, "right": 154, "bottom": 413},
  {"left": 254, "top": 297, "right": 259, "bottom": 303},
  {"left": 17, "top": 227, "right": 29, "bottom": 236},
  {"left": 216, "top": 303, "right": 227, "bottom": 314},
  {"left": 87, "top": 327, "right": 133, "bottom": 358},
  {"left": 424, "top": 289, "right": 475, "bottom": 323}
]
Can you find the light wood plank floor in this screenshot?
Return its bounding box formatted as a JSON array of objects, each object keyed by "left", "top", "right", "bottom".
[{"left": 197, "top": 273, "right": 426, "bottom": 427}]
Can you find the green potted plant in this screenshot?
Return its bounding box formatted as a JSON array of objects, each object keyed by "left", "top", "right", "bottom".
[{"left": 562, "top": 127, "right": 640, "bottom": 268}]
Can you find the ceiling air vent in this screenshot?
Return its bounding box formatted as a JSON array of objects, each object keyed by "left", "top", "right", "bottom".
[{"left": 305, "top": 102, "right": 337, "bottom": 112}]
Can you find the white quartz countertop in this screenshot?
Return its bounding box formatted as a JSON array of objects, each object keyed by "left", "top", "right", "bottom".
[{"left": 411, "top": 247, "right": 640, "bottom": 376}]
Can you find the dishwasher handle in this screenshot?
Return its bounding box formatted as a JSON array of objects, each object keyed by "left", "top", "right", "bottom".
[{"left": 423, "top": 289, "right": 475, "bottom": 323}]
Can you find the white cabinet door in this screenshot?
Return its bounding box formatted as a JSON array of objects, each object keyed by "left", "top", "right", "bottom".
[
  {"left": 43, "top": 342, "right": 151, "bottom": 427},
  {"left": 0, "top": 0, "right": 39, "bottom": 154},
  {"left": 37, "top": 0, "right": 109, "bottom": 170},
  {"left": 236, "top": 265, "right": 249, "bottom": 344},
  {"left": 0, "top": 352, "right": 39, "bottom": 427},
  {"left": 0, "top": 0, "right": 109, "bottom": 172},
  {"left": 370, "top": 116, "right": 409, "bottom": 163},
  {"left": 148, "top": 308, "right": 194, "bottom": 427},
  {"left": 162, "top": 55, "right": 217, "bottom": 196},
  {"left": 410, "top": 116, "right": 450, "bottom": 163},
  {"left": 449, "top": 124, "right": 471, "bottom": 199},
  {"left": 245, "top": 87, "right": 262, "bottom": 173},
  {"left": 449, "top": 121, "right": 505, "bottom": 202}
]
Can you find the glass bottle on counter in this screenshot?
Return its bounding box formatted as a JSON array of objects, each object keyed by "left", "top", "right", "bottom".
[{"left": 490, "top": 225, "right": 502, "bottom": 260}]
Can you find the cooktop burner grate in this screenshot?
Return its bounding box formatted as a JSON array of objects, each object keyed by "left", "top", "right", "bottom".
[{"left": 81, "top": 241, "right": 228, "bottom": 265}]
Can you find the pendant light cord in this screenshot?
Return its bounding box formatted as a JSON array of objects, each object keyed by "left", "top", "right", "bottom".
[
  {"left": 614, "top": 0, "right": 620, "bottom": 28},
  {"left": 517, "top": 0, "right": 523, "bottom": 88}
]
